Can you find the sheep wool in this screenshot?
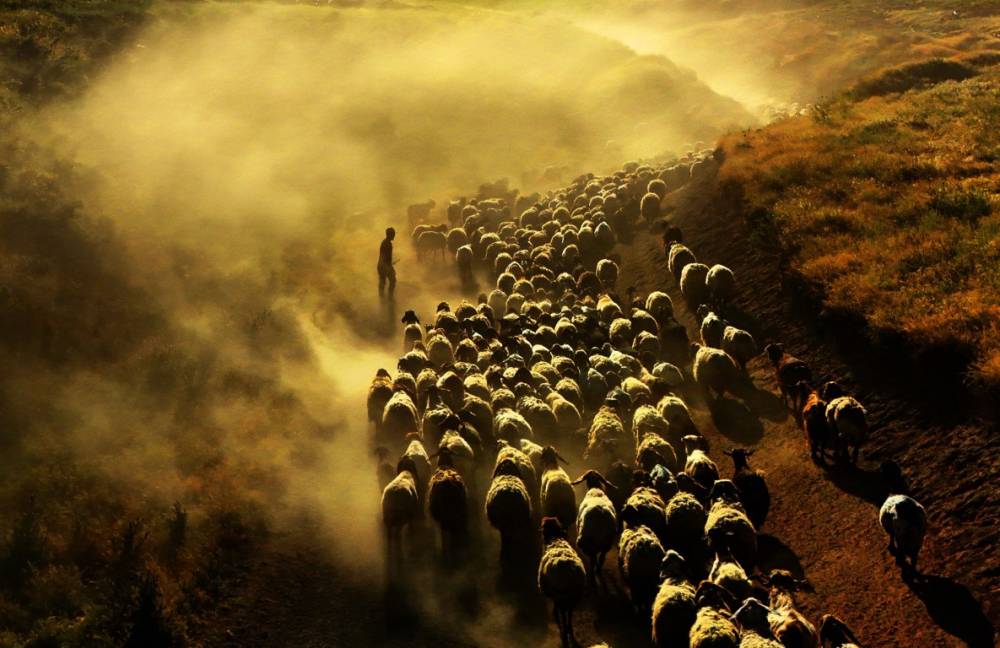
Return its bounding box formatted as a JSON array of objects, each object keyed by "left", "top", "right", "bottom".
[
  {"left": 382, "top": 391, "right": 420, "bottom": 443},
  {"left": 618, "top": 525, "right": 667, "bottom": 608}
]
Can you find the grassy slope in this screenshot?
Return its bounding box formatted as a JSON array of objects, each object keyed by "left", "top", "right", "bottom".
[{"left": 718, "top": 55, "right": 1000, "bottom": 393}]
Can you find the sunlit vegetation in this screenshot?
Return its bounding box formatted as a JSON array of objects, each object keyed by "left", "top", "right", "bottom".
[{"left": 720, "top": 57, "right": 1000, "bottom": 390}]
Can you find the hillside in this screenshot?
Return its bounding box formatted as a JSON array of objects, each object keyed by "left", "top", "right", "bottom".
[{"left": 0, "top": 0, "right": 996, "bottom": 646}]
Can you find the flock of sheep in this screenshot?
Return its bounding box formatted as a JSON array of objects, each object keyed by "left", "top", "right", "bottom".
[{"left": 367, "top": 155, "right": 928, "bottom": 647}]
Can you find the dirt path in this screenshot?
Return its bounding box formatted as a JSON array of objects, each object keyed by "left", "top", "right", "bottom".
[{"left": 615, "top": 164, "right": 996, "bottom": 648}]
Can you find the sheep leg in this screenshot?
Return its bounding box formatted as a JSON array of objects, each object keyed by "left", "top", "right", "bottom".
[
  {"left": 566, "top": 608, "right": 576, "bottom": 646},
  {"left": 851, "top": 444, "right": 860, "bottom": 465}
]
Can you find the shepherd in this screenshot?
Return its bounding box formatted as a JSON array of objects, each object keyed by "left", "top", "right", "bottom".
[{"left": 378, "top": 227, "right": 397, "bottom": 298}]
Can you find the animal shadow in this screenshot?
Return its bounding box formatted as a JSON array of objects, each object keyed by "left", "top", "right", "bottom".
[
  {"left": 907, "top": 573, "right": 996, "bottom": 648},
  {"left": 756, "top": 534, "right": 806, "bottom": 580},
  {"left": 708, "top": 397, "right": 764, "bottom": 445},
  {"left": 820, "top": 463, "right": 888, "bottom": 507}
]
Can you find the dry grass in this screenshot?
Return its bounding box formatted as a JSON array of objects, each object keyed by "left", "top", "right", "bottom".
[{"left": 720, "top": 58, "right": 1000, "bottom": 389}]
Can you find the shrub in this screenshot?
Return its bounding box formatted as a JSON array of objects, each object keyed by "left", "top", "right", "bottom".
[{"left": 850, "top": 59, "right": 978, "bottom": 100}]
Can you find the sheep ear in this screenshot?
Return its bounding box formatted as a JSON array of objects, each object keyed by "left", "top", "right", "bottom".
[
  {"left": 556, "top": 452, "right": 569, "bottom": 465},
  {"left": 747, "top": 450, "right": 755, "bottom": 456},
  {"left": 722, "top": 449, "right": 733, "bottom": 456},
  {"left": 570, "top": 476, "right": 584, "bottom": 485}
]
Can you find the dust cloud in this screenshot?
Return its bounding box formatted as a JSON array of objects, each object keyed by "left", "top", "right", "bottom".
[{"left": 4, "top": 1, "right": 754, "bottom": 575}]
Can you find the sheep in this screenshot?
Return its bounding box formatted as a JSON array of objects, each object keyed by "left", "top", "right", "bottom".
[
  {"left": 538, "top": 517, "right": 587, "bottom": 647},
  {"left": 645, "top": 290, "right": 674, "bottom": 325},
  {"left": 732, "top": 598, "right": 785, "bottom": 648},
  {"left": 407, "top": 199, "right": 436, "bottom": 226},
  {"left": 652, "top": 362, "right": 685, "bottom": 389},
  {"left": 690, "top": 581, "right": 740, "bottom": 648},
  {"left": 878, "top": 461, "right": 926, "bottom": 577},
  {"left": 622, "top": 375, "right": 653, "bottom": 404},
  {"left": 595, "top": 220, "right": 616, "bottom": 252},
  {"left": 398, "top": 344, "right": 429, "bottom": 376},
  {"left": 540, "top": 385, "right": 584, "bottom": 436},
  {"left": 822, "top": 382, "right": 868, "bottom": 465},
  {"left": 699, "top": 307, "right": 726, "bottom": 348},
  {"left": 400, "top": 310, "right": 424, "bottom": 352},
  {"left": 691, "top": 343, "right": 741, "bottom": 400},
  {"left": 651, "top": 550, "right": 697, "bottom": 648},
  {"left": 540, "top": 446, "right": 577, "bottom": 531},
  {"left": 596, "top": 258, "right": 620, "bottom": 289},
  {"left": 618, "top": 518, "right": 666, "bottom": 610},
  {"left": 382, "top": 390, "right": 420, "bottom": 446},
  {"left": 668, "top": 243, "right": 696, "bottom": 281},
  {"left": 657, "top": 395, "right": 697, "bottom": 450},
  {"left": 622, "top": 486, "right": 669, "bottom": 546},
  {"left": 495, "top": 440, "right": 539, "bottom": 505},
  {"left": 438, "top": 429, "right": 476, "bottom": 483},
  {"left": 764, "top": 343, "right": 812, "bottom": 411},
  {"left": 818, "top": 615, "right": 862, "bottom": 648},
  {"left": 381, "top": 457, "right": 421, "bottom": 564},
  {"left": 724, "top": 448, "right": 770, "bottom": 530},
  {"left": 518, "top": 393, "right": 558, "bottom": 440},
  {"left": 495, "top": 407, "right": 533, "bottom": 442},
  {"left": 596, "top": 294, "right": 623, "bottom": 323},
  {"left": 427, "top": 448, "right": 468, "bottom": 564},
  {"left": 705, "top": 264, "right": 736, "bottom": 309},
  {"left": 446, "top": 227, "right": 469, "bottom": 254},
  {"left": 572, "top": 470, "right": 618, "bottom": 584},
  {"left": 609, "top": 317, "right": 634, "bottom": 349},
  {"left": 367, "top": 369, "right": 394, "bottom": 432},
  {"left": 641, "top": 192, "right": 661, "bottom": 222},
  {"left": 426, "top": 330, "right": 455, "bottom": 368},
  {"left": 797, "top": 382, "right": 830, "bottom": 462},
  {"left": 763, "top": 570, "right": 819, "bottom": 648},
  {"left": 683, "top": 435, "right": 719, "bottom": 491},
  {"left": 707, "top": 528, "right": 754, "bottom": 602},
  {"left": 722, "top": 326, "right": 758, "bottom": 370},
  {"left": 705, "top": 480, "right": 757, "bottom": 571},
  {"left": 585, "top": 402, "right": 627, "bottom": 460},
  {"left": 417, "top": 227, "right": 448, "bottom": 262},
  {"left": 633, "top": 330, "right": 661, "bottom": 358},
  {"left": 636, "top": 433, "right": 678, "bottom": 474},
  {"left": 520, "top": 438, "right": 545, "bottom": 476},
  {"left": 680, "top": 263, "right": 711, "bottom": 305},
  {"left": 486, "top": 457, "right": 533, "bottom": 561}
]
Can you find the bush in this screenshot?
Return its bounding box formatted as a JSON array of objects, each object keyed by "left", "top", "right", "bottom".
[{"left": 850, "top": 59, "right": 978, "bottom": 100}]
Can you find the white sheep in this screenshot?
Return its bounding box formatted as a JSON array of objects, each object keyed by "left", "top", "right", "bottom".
[
  {"left": 822, "top": 381, "right": 869, "bottom": 465},
  {"left": 691, "top": 343, "right": 741, "bottom": 400},
  {"left": 486, "top": 458, "right": 533, "bottom": 561},
  {"left": 722, "top": 325, "right": 758, "bottom": 370},
  {"left": 683, "top": 435, "right": 719, "bottom": 491},
  {"left": 706, "top": 264, "right": 736, "bottom": 308},
  {"left": 596, "top": 258, "right": 620, "bottom": 289},
  {"left": 664, "top": 490, "right": 707, "bottom": 559},
  {"left": 540, "top": 446, "right": 577, "bottom": 531},
  {"left": 668, "top": 243, "right": 696, "bottom": 281},
  {"left": 705, "top": 481, "right": 757, "bottom": 571},
  {"left": 367, "top": 369, "right": 394, "bottom": 432},
  {"left": 427, "top": 449, "right": 468, "bottom": 564},
  {"left": 618, "top": 522, "right": 666, "bottom": 610},
  {"left": 650, "top": 363, "right": 684, "bottom": 390},
  {"left": 382, "top": 390, "right": 420, "bottom": 446},
  {"left": 381, "top": 457, "right": 421, "bottom": 564},
  {"left": 538, "top": 517, "right": 587, "bottom": 646},
  {"left": 699, "top": 308, "right": 726, "bottom": 348},
  {"left": 878, "top": 463, "right": 927, "bottom": 576},
  {"left": 690, "top": 581, "right": 740, "bottom": 648},
  {"left": 645, "top": 291, "right": 674, "bottom": 324},
  {"left": 680, "top": 262, "right": 710, "bottom": 305},
  {"left": 585, "top": 403, "right": 626, "bottom": 460},
  {"left": 572, "top": 470, "right": 618, "bottom": 584},
  {"left": 651, "top": 550, "right": 697, "bottom": 648}
]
